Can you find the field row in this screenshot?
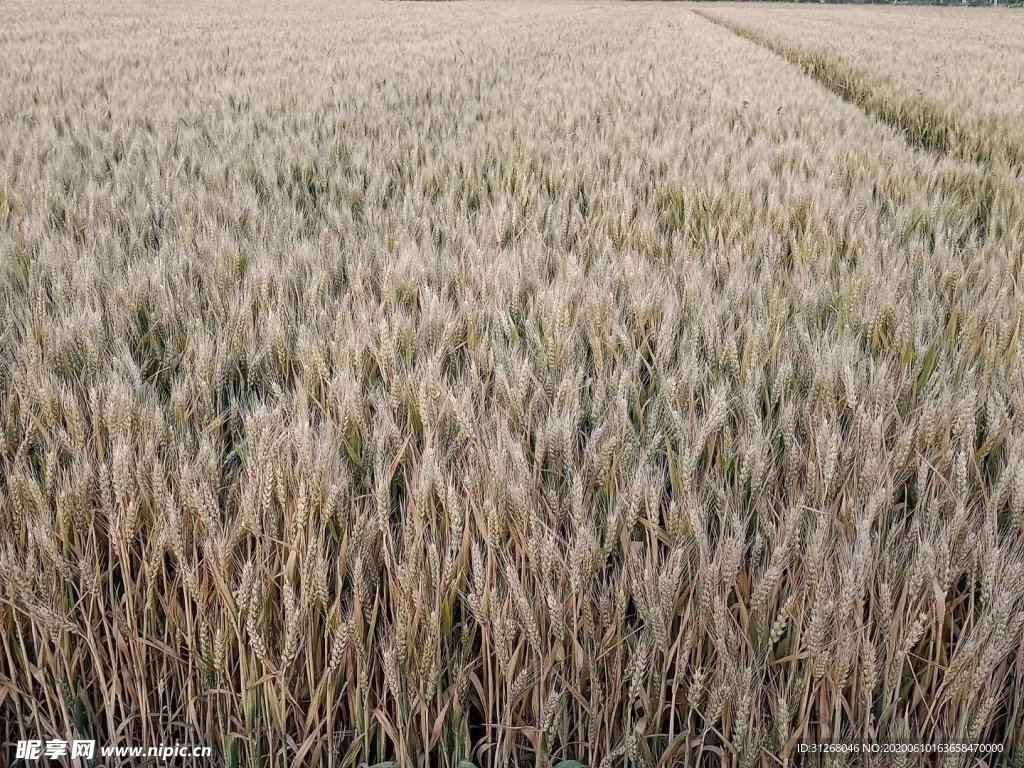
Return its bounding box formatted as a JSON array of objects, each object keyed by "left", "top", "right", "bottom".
[{"left": 702, "top": 5, "right": 1024, "bottom": 167}]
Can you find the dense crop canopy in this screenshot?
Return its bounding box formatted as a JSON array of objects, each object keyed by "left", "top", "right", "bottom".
[{"left": 2, "top": 1, "right": 1024, "bottom": 765}]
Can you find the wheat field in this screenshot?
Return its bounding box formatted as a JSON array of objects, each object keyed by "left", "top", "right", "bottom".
[
  {"left": 2, "top": 1, "right": 1024, "bottom": 766},
  {"left": 700, "top": 4, "right": 1024, "bottom": 166}
]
